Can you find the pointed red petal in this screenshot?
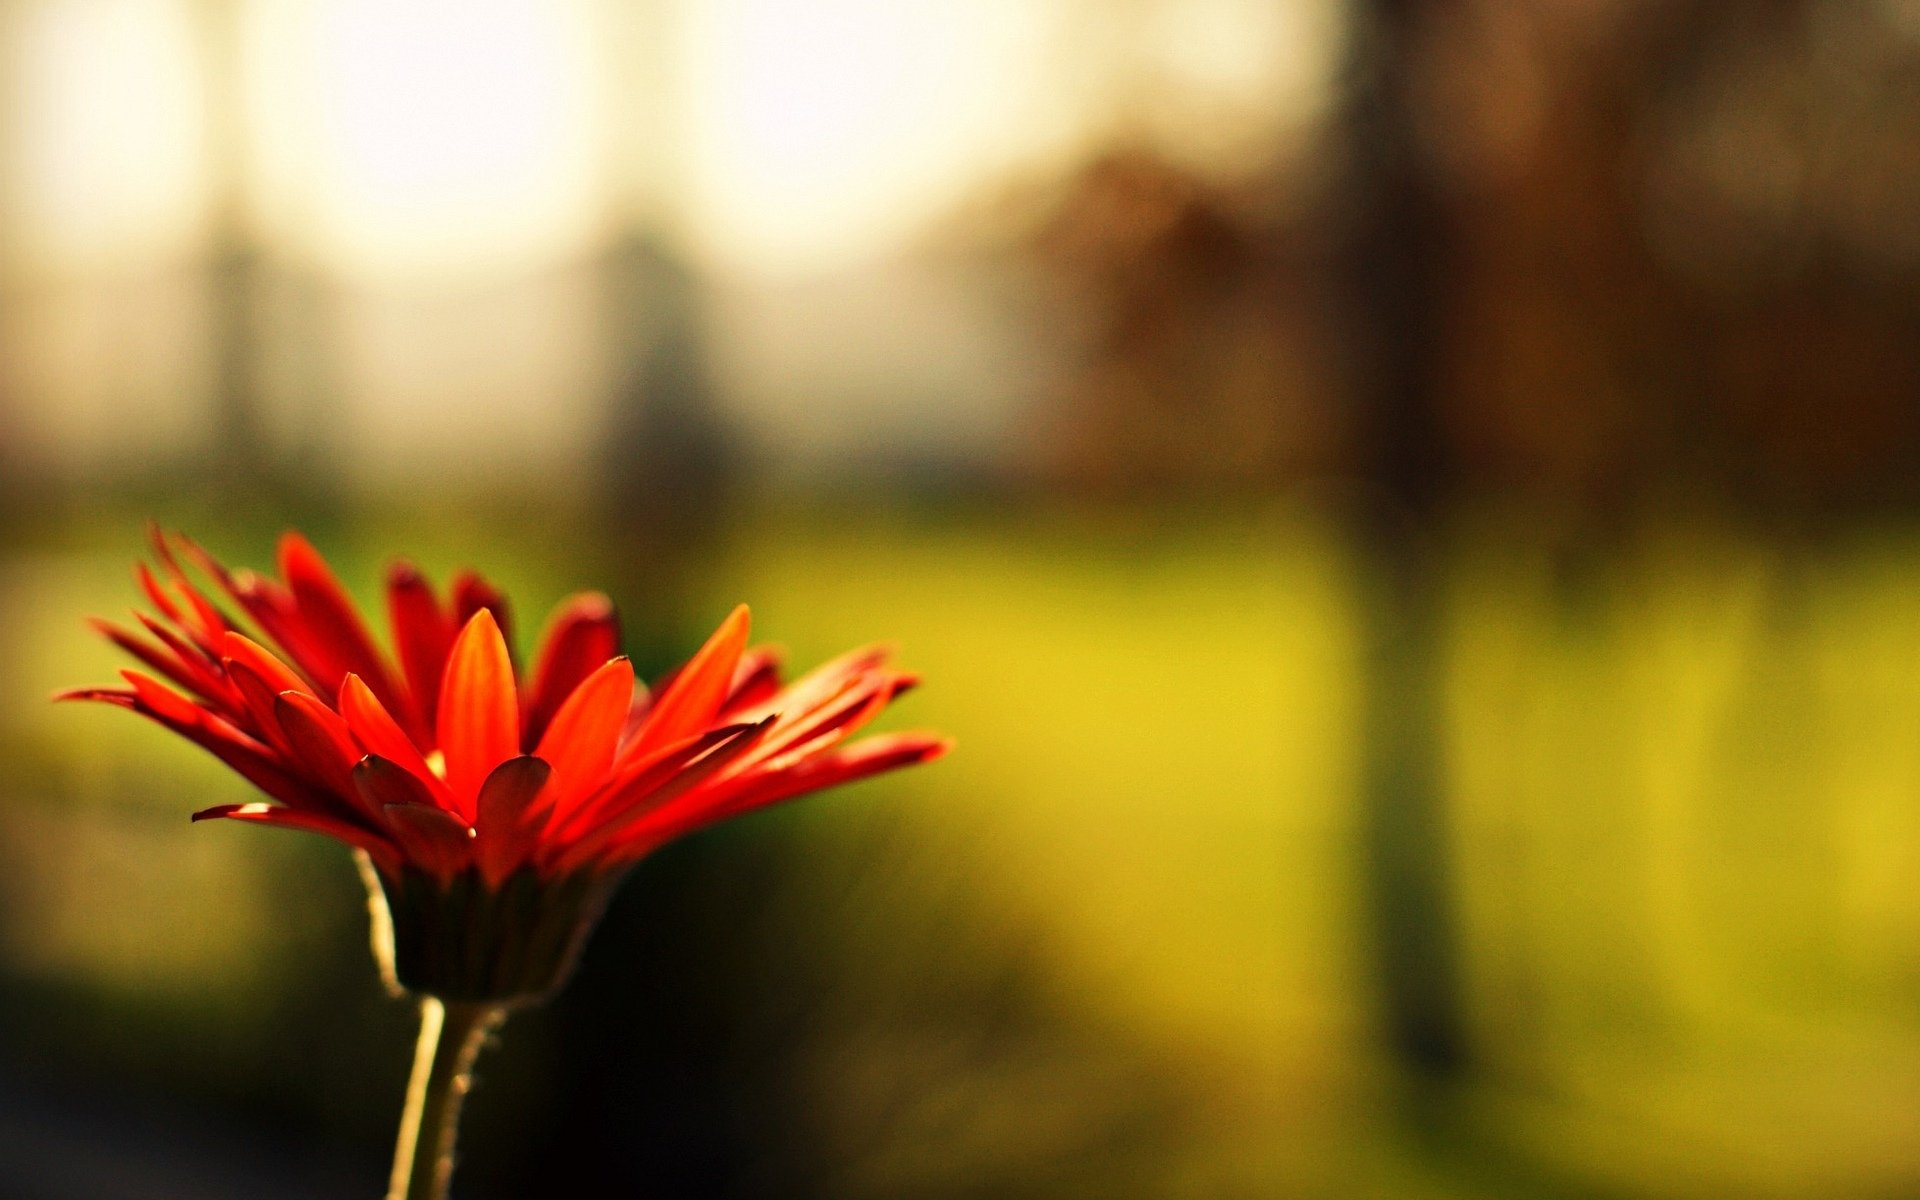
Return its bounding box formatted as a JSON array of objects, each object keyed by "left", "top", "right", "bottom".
[
  {"left": 624, "top": 605, "right": 750, "bottom": 762},
  {"left": 122, "top": 669, "right": 205, "bottom": 726},
  {"left": 548, "top": 719, "right": 771, "bottom": 873},
  {"left": 522, "top": 592, "right": 620, "bottom": 747},
  {"left": 221, "top": 631, "right": 316, "bottom": 697},
  {"left": 178, "top": 534, "right": 324, "bottom": 674},
  {"left": 278, "top": 533, "right": 403, "bottom": 704},
  {"left": 735, "top": 643, "right": 893, "bottom": 724},
  {"left": 192, "top": 802, "right": 399, "bottom": 868},
  {"left": 118, "top": 671, "right": 327, "bottom": 811},
  {"left": 548, "top": 721, "right": 760, "bottom": 840},
  {"left": 531, "top": 657, "right": 634, "bottom": 821},
  {"left": 379, "top": 802, "right": 474, "bottom": 881},
  {"left": 436, "top": 610, "right": 519, "bottom": 818},
  {"left": 636, "top": 732, "right": 953, "bottom": 854},
  {"left": 273, "top": 692, "right": 378, "bottom": 824},
  {"left": 135, "top": 561, "right": 183, "bottom": 623},
  {"left": 749, "top": 672, "right": 916, "bottom": 773},
  {"left": 134, "top": 614, "right": 236, "bottom": 704},
  {"left": 721, "top": 646, "right": 785, "bottom": 716},
  {"left": 450, "top": 571, "right": 513, "bottom": 657},
  {"left": 91, "top": 618, "right": 219, "bottom": 706},
  {"left": 355, "top": 757, "right": 472, "bottom": 878},
  {"left": 148, "top": 529, "right": 235, "bottom": 652},
  {"left": 227, "top": 572, "right": 320, "bottom": 670},
  {"left": 352, "top": 754, "right": 441, "bottom": 810},
  {"left": 386, "top": 562, "right": 453, "bottom": 741},
  {"left": 474, "top": 756, "right": 551, "bottom": 885},
  {"left": 338, "top": 673, "right": 454, "bottom": 810},
  {"left": 224, "top": 660, "right": 292, "bottom": 747},
  {"left": 53, "top": 686, "right": 137, "bottom": 706}
]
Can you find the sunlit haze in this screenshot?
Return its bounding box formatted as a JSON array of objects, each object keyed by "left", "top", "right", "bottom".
[{"left": 11, "top": 0, "right": 1330, "bottom": 281}]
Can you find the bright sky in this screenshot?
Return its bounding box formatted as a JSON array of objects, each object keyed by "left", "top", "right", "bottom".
[
  {"left": 0, "top": 0, "right": 1338, "bottom": 472},
  {"left": 7, "top": 0, "right": 1336, "bottom": 281},
  {"left": 9, "top": 0, "right": 207, "bottom": 270}
]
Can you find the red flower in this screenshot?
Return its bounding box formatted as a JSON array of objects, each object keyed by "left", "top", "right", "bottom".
[{"left": 62, "top": 528, "right": 950, "bottom": 1001}]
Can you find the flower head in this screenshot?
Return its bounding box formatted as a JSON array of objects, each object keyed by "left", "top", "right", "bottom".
[{"left": 63, "top": 528, "right": 950, "bottom": 1002}]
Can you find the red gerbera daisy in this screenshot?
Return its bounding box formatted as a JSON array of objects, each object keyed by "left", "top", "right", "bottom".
[
  {"left": 62, "top": 528, "right": 951, "bottom": 1199},
  {"left": 63, "top": 528, "right": 948, "bottom": 1000}
]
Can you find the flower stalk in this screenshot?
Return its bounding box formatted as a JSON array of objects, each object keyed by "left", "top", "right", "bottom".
[
  {"left": 62, "top": 528, "right": 952, "bottom": 1199},
  {"left": 388, "top": 997, "right": 505, "bottom": 1200}
]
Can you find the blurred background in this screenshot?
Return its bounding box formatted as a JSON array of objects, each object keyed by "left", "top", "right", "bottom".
[{"left": 1, "top": 0, "right": 1919, "bottom": 1196}]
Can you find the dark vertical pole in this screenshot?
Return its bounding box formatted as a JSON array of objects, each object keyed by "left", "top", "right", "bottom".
[
  {"left": 532, "top": 186, "right": 759, "bottom": 1200},
  {"left": 518, "top": 6, "right": 766, "bottom": 1197},
  {"left": 1340, "top": 0, "right": 1469, "bottom": 1083},
  {"left": 592, "top": 0, "right": 733, "bottom": 659},
  {"left": 596, "top": 227, "right": 732, "bottom": 649},
  {"left": 194, "top": 0, "right": 272, "bottom": 489}
]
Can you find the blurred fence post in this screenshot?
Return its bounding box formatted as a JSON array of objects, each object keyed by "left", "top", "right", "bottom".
[
  {"left": 195, "top": 0, "right": 351, "bottom": 519},
  {"left": 593, "top": 0, "right": 735, "bottom": 649},
  {"left": 518, "top": 6, "right": 772, "bottom": 1191},
  {"left": 596, "top": 227, "right": 733, "bottom": 618},
  {"left": 194, "top": 0, "right": 276, "bottom": 493},
  {"left": 1339, "top": 0, "right": 1469, "bottom": 1086}
]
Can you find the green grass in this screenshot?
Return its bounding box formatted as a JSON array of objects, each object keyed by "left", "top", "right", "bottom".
[{"left": 8, "top": 504, "right": 1920, "bottom": 1195}]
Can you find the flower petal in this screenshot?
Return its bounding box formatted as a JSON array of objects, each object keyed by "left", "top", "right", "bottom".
[
  {"left": 386, "top": 562, "right": 454, "bottom": 741},
  {"left": 223, "top": 571, "right": 327, "bottom": 677},
  {"left": 224, "top": 660, "right": 294, "bottom": 749},
  {"left": 548, "top": 719, "right": 771, "bottom": 873},
  {"left": 52, "top": 686, "right": 136, "bottom": 707},
  {"left": 623, "top": 605, "right": 750, "bottom": 762},
  {"left": 117, "top": 671, "right": 327, "bottom": 811},
  {"left": 437, "top": 610, "right": 519, "bottom": 817},
  {"left": 90, "top": 618, "right": 221, "bottom": 706},
  {"left": 193, "top": 801, "right": 399, "bottom": 869},
  {"left": 743, "top": 672, "right": 913, "bottom": 774},
  {"left": 379, "top": 802, "right": 474, "bottom": 881},
  {"left": 531, "top": 657, "right": 634, "bottom": 820},
  {"left": 450, "top": 571, "right": 513, "bottom": 656},
  {"left": 221, "top": 631, "right": 316, "bottom": 697},
  {"left": 522, "top": 592, "right": 620, "bottom": 747},
  {"left": 278, "top": 533, "right": 403, "bottom": 704},
  {"left": 552, "top": 722, "right": 752, "bottom": 839},
  {"left": 179, "top": 533, "right": 336, "bottom": 688},
  {"left": 135, "top": 561, "right": 184, "bottom": 624},
  {"left": 733, "top": 643, "right": 892, "bottom": 724},
  {"left": 339, "top": 673, "right": 454, "bottom": 810},
  {"left": 147, "top": 527, "right": 235, "bottom": 652},
  {"left": 356, "top": 757, "right": 473, "bottom": 878},
  {"left": 123, "top": 669, "right": 213, "bottom": 726},
  {"left": 136, "top": 614, "right": 237, "bottom": 704},
  {"left": 352, "top": 754, "right": 442, "bottom": 811},
  {"left": 474, "top": 756, "right": 551, "bottom": 885},
  {"left": 274, "top": 692, "right": 383, "bottom": 825},
  {"left": 637, "top": 732, "right": 954, "bottom": 854},
  {"left": 721, "top": 646, "right": 785, "bottom": 716}
]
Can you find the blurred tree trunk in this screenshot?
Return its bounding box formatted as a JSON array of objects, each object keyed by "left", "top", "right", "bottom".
[
  {"left": 195, "top": 0, "right": 274, "bottom": 492},
  {"left": 592, "top": 0, "right": 734, "bottom": 650},
  {"left": 595, "top": 228, "right": 733, "bottom": 643},
  {"left": 523, "top": 7, "right": 769, "bottom": 1195},
  {"left": 1339, "top": 0, "right": 1468, "bottom": 1083},
  {"left": 532, "top": 209, "right": 764, "bottom": 1200}
]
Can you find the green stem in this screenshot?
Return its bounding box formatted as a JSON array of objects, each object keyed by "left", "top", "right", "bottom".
[{"left": 387, "top": 997, "right": 506, "bottom": 1200}]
